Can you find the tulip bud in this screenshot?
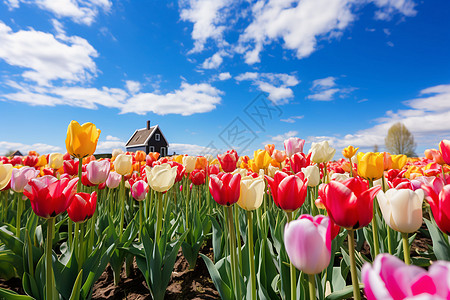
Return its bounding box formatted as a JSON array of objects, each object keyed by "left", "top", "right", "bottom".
[
  {"left": 114, "top": 154, "right": 132, "bottom": 176},
  {"left": 309, "top": 141, "right": 336, "bottom": 164},
  {"left": 237, "top": 176, "right": 264, "bottom": 211},
  {"left": 301, "top": 165, "right": 320, "bottom": 187}
]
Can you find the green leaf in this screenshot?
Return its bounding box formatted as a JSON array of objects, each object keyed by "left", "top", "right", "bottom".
[
  {"left": 0, "top": 287, "right": 35, "bottom": 300},
  {"left": 69, "top": 270, "right": 83, "bottom": 300},
  {"left": 200, "top": 254, "right": 233, "bottom": 300},
  {"left": 325, "top": 284, "right": 364, "bottom": 300},
  {"left": 424, "top": 218, "right": 450, "bottom": 260}
]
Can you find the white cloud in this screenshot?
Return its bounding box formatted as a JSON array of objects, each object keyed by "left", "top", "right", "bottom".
[
  {"left": 312, "top": 76, "right": 336, "bottom": 89},
  {"left": 106, "top": 135, "right": 120, "bottom": 141},
  {"left": 372, "top": 0, "right": 417, "bottom": 21},
  {"left": 5, "top": 0, "right": 112, "bottom": 25},
  {"left": 0, "top": 141, "right": 62, "bottom": 156},
  {"left": 308, "top": 76, "right": 355, "bottom": 101},
  {"left": 120, "top": 82, "right": 223, "bottom": 116},
  {"left": 125, "top": 80, "right": 142, "bottom": 94},
  {"left": 308, "top": 88, "right": 340, "bottom": 101},
  {"left": 1, "top": 80, "right": 223, "bottom": 116},
  {"left": 237, "top": 0, "right": 355, "bottom": 64},
  {"left": 201, "top": 51, "right": 224, "bottom": 69},
  {"left": 280, "top": 115, "right": 304, "bottom": 123},
  {"left": 235, "top": 72, "right": 299, "bottom": 105},
  {"left": 387, "top": 41, "right": 394, "bottom": 47},
  {"left": 179, "top": 0, "right": 234, "bottom": 53},
  {"left": 169, "top": 143, "right": 220, "bottom": 155},
  {"left": 0, "top": 22, "right": 98, "bottom": 86},
  {"left": 218, "top": 72, "right": 232, "bottom": 81},
  {"left": 96, "top": 139, "right": 124, "bottom": 154}
]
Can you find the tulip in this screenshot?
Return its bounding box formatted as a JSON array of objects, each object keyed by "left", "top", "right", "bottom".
[
  {"left": 145, "top": 164, "right": 177, "bottom": 193},
  {"left": 36, "top": 155, "right": 48, "bottom": 168},
  {"left": 284, "top": 215, "right": 331, "bottom": 275},
  {"left": 182, "top": 156, "right": 196, "bottom": 173},
  {"left": 330, "top": 173, "right": 350, "bottom": 182},
  {"left": 49, "top": 153, "right": 64, "bottom": 170},
  {"left": 131, "top": 180, "right": 149, "bottom": 201},
  {"left": 63, "top": 159, "right": 79, "bottom": 176},
  {"left": 24, "top": 176, "right": 78, "bottom": 219},
  {"left": 10, "top": 156, "right": 22, "bottom": 166},
  {"left": 189, "top": 169, "right": 206, "bottom": 185},
  {"left": 265, "top": 171, "right": 308, "bottom": 212},
  {"left": 424, "top": 149, "right": 445, "bottom": 165},
  {"left": 67, "top": 192, "right": 97, "bottom": 223},
  {"left": 284, "top": 137, "right": 305, "bottom": 157},
  {"left": 237, "top": 176, "right": 264, "bottom": 211},
  {"left": 342, "top": 146, "right": 359, "bottom": 159},
  {"left": 284, "top": 152, "right": 311, "bottom": 174},
  {"left": 309, "top": 141, "right": 336, "bottom": 164},
  {"left": 439, "top": 140, "right": 450, "bottom": 165},
  {"left": 302, "top": 165, "right": 320, "bottom": 187},
  {"left": 377, "top": 188, "right": 424, "bottom": 234},
  {"left": 217, "top": 150, "right": 239, "bottom": 173},
  {"left": 253, "top": 149, "right": 272, "bottom": 171},
  {"left": 86, "top": 160, "right": 110, "bottom": 185},
  {"left": 209, "top": 173, "right": 241, "bottom": 206},
  {"left": 319, "top": 177, "right": 381, "bottom": 229},
  {"left": 265, "top": 144, "right": 275, "bottom": 155},
  {"left": 195, "top": 156, "right": 208, "bottom": 170},
  {"left": 272, "top": 149, "right": 287, "bottom": 164},
  {"left": 65, "top": 120, "right": 101, "bottom": 159},
  {"left": 23, "top": 155, "right": 38, "bottom": 167},
  {"left": 134, "top": 150, "right": 146, "bottom": 162},
  {"left": 357, "top": 152, "right": 384, "bottom": 180},
  {"left": 146, "top": 152, "right": 160, "bottom": 166},
  {"left": 362, "top": 254, "right": 450, "bottom": 300},
  {"left": 114, "top": 154, "right": 132, "bottom": 176},
  {"left": 11, "top": 167, "right": 40, "bottom": 193},
  {"left": 168, "top": 161, "right": 186, "bottom": 183},
  {"left": 0, "top": 163, "right": 13, "bottom": 190},
  {"left": 391, "top": 154, "right": 407, "bottom": 170},
  {"left": 209, "top": 164, "right": 220, "bottom": 175},
  {"left": 267, "top": 164, "right": 278, "bottom": 177},
  {"left": 112, "top": 149, "right": 124, "bottom": 159},
  {"left": 422, "top": 182, "right": 450, "bottom": 235}
]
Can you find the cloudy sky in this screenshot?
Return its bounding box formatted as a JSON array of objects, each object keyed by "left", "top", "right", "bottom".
[{"left": 0, "top": 0, "right": 449, "bottom": 157}]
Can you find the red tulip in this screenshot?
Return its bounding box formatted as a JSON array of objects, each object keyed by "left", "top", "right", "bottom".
[
  {"left": 24, "top": 176, "right": 78, "bottom": 219},
  {"left": 190, "top": 169, "right": 206, "bottom": 185},
  {"left": 23, "top": 155, "right": 38, "bottom": 167},
  {"left": 169, "top": 161, "right": 186, "bottom": 183},
  {"left": 209, "top": 164, "right": 220, "bottom": 175},
  {"left": 63, "top": 152, "right": 71, "bottom": 160},
  {"left": 10, "top": 156, "right": 23, "bottom": 166},
  {"left": 209, "top": 172, "right": 241, "bottom": 206},
  {"left": 81, "top": 171, "right": 95, "bottom": 187},
  {"left": 422, "top": 179, "right": 450, "bottom": 234},
  {"left": 318, "top": 177, "right": 381, "bottom": 229},
  {"left": 283, "top": 152, "right": 311, "bottom": 174},
  {"left": 63, "top": 160, "right": 79, "bottom": 176},
  {"left": 439, "top": 140, "right": 450, "bottom": 165},
  {"left": 265, "top": 171, "right": 308, "bottom": 212},
  {"left": 217, "top": 150, "right": 239, "bottom": 173},
  {"left": 67, "top": 192, "right": 97, "bottom": 223}
]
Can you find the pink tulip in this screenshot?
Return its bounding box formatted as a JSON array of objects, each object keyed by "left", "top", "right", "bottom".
[
  {"left": 131, "top": 180, "right": 149, "bottom": 201},
  {"left": 284, "top": 137, "right": 305, "bottom": 157},
  {"left": 284, "top": 215, "right": 331, "bottom": 274},
  {"left": 362, "top": 254, "right": 450, "bottom": 300},
  {"left": 11, "top": 167, "right": 40, "bottom": 193},
  {"left": 106, "top": 171, "right": 121, "bottom": 189},
  {"left": 86, "top": 160, "right": 110, "bottom": 185},
  {"left": 439, "top": 140, "right": 450, "bottom": 165}
]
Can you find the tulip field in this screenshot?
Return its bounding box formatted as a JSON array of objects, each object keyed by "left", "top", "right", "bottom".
[{"left": 1, "top": 120, "right": 450, "bottom": 300}]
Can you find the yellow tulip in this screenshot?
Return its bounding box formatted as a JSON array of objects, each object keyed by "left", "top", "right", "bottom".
[
  {"left": 0, "top": 163, "right": 13, "bottom": 190},
  {"left": 36, "top": 155, "right": 48, "bottom": 168},
  {"left": 114, "top": 154, "right": 132, "bottom": 175},
  {"left": 49, "top": 153, "right": 64, "bottom": 169},
  {"left": 253, "top": 149, "right": 272, "bottom": 171},
  {"left": 237, "top": 176, "right": 265, "bottom": 211},
  {"left": 174, "top": 155, "right": 184, "bottom": 164},
  {"left": 391, "top": 154, "right": 407, "bottom": 170},
  {"left": 65, "top": 120, "right": 101, "bottom": 159},
  {"left": 357, "top": 152, "right": 384, "bottom": 180},
  {"left": 342, "top": 146, "right": 359, "bottom": 159}
]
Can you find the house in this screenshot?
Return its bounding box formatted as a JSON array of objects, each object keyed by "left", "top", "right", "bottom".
[{"left": 125, "top": 120, "right": 169, "bottom": 156}]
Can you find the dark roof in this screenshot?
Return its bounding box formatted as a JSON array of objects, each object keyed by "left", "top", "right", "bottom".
[
  {"left": 125, "top": 126, "right": 157, "bottom": 147},
  {"left": 11, "top": 150, "right": 23, "bottom": 157}
]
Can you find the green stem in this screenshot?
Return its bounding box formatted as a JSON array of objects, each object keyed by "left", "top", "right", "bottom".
[
  {"left": 402, "top": 232, "right": 411, "bottom": 265},
  {"left": 156, "top": 192, "right": 163, "bottom": 244},
  {"left": 226, "top": 205, "right": 240, "bottom": 300},
  {"left": 46, "top": 217, "right": 55, "bottom": 300},
  {"left": 234, "top": 204, "right": 242, "bottom": 273},
  {"left": 349, "top": 159, "right": 353, "bottom": 177},
  {"left": 323, "top": 162, "right": 328, "bottom": 184},
  {"left": 348, "top": 229, "right": 361, "bottom": 300},
  {"left": 247, "top": 211, "right": 256, "bottom": 300},
  {"left": 16, "top": 193, "right": 22, "bottom": 237},
  {"left": 2, "top": 191, "right": 7, "bottom": 222},
  {"left": 308, "top": 274, "right": 316, "bottom": 300},
  {"left": 286, "top": 211, "right": 296, "bottom": 300},
  {"left": 139, "top": 201, "right": 143, "bottom": 242},
  {"left": 387, "top": 227, "right": 393, "bottom": 255},
  {"left": 119, "top": 176, "right": 125, "bottom": 241},
  {"left": 369, "top": 179, "right": 380, "bottom": 257},
  {"left": 442, "top": 165, "right": 446, "bottom": 180},
  {"left": 310, "top": 187, "right": 318, "bottom": 216}
]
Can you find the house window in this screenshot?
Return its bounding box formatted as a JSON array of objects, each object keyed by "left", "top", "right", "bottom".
[
  {"left": 155, "top": 133, "right": 160, "bottom": 141},
  {"left": 149, "top": 146, "right": 155, "bottom": 152},
  {"left": 161, "top": 147, "right": 166, "bottom": 157}
]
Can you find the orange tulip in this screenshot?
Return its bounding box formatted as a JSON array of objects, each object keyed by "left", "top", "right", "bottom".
[
  {"left": 265, "top": 144, "right": 275, "bottom": 156},
  {"left": 135, "top": 150, "right": 146, "bottom": 162},
  {"left": 195, "top": 156, "right": 208, "bottom": 170},
  {"left": 383, "top": 152, "right": 393, "bottom": 171}
]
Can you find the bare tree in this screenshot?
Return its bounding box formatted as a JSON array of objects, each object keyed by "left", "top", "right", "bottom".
[
  {"left": 373, "top": 144, "right": 379, "bottom": 152},
  {"left": 385, "top": 122, "right": 416, "bottom": 157}
]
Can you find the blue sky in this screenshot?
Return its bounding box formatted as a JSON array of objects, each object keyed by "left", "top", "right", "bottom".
[{"left": 0, "top": 0, "right": 449, "bottom": 157}]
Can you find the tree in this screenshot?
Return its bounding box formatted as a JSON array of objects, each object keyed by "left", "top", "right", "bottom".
[{"left": 385, "top": 122, "right": 417, "bottom": 157}]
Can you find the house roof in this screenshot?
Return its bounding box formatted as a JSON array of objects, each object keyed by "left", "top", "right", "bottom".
[{"left": 125, "top": 125, "right": 169, "bottom": 147}]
